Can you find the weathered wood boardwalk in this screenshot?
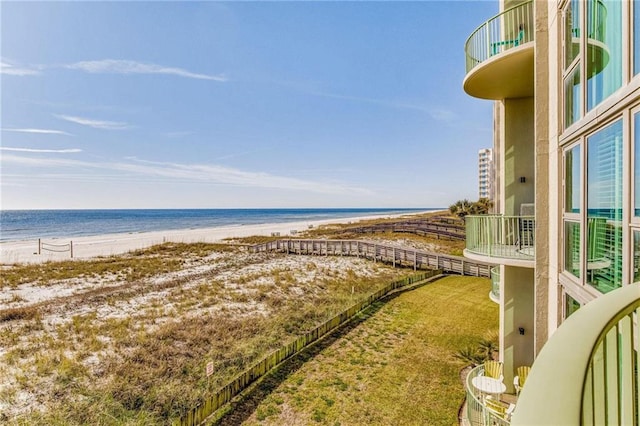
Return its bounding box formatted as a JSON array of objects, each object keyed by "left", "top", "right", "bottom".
[
  {"left": 342, "top": 220, "right": 465, "bottom": 241},
  {"left": 251, "top": 239, "right": 492, "bottom": 277}
]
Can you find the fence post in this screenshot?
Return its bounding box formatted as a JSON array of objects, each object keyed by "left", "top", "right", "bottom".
[
  {"left": 38, "top": 238, "right": 41, "bottom": 255},
  {"left": 70, "top": 241, "right": 73, "bottom": 258}
]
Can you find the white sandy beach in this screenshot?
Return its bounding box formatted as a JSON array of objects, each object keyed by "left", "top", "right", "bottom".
[{"left": 0, "top": 212, "right": 434, "bottom": 264}]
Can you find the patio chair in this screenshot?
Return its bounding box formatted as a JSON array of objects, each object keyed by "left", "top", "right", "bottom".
[
  {"left": 491, "top": 25, "right": 525, "bottom": 55},
  {"left": 513, "top": 365, "right": 531, "bottom": 396},
  {"left": 484, "top": 360, "right": 504, "bottom": 381},
  {"left": 485, "top": 396, "right": 516, "bottom": 421}
]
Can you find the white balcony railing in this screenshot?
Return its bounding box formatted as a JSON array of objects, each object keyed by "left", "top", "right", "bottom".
[
  {"left": 465, "top": 215, "right": 535, "bottom": 262},
  {"left": 465, "top": 365, "right": 512, "bottom": 426},
  {"left": 511, "top": 284, "right": 640, "bottom": 425}
]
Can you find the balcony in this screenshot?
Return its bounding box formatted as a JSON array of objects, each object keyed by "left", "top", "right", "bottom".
[
  {"left": 463, "top": 1, "right": 534, "bottom": 100},
  {"left": 464, "top": 364, "right": 514, "bottom": 426},
  {"left": 511, "top": 283, "right": 640, "bottom": 425},
  {"left": 464, "top": 215, "right": 534, "bottom": 268}
]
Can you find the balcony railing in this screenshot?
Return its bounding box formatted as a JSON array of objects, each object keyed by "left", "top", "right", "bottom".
[
  {"left": 465, "top": 215, "right": 535, "bottom": 262},
  {"left": 490, "top": 266, "right": 500, "bottom": 303},
  {"left": 465, "top": 365, "right": 512, "bottom": 426},
  {"left": 465, "top": 1, "right": 534, "bottom": 74},
  {"left": 511, "top": 284, "right": 640, "bottom": 425}
]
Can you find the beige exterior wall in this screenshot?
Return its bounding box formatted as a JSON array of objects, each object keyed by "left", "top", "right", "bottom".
[
  {"left": 500, "top": 265, "right": 535, "bottom": 393},
  {"left": 501, "top": 98, "right": 535, "bottom": 216}
]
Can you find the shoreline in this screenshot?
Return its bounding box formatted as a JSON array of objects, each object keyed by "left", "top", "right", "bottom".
[{"left": 0, "top": 210, "right": 440, "bottom": 264}]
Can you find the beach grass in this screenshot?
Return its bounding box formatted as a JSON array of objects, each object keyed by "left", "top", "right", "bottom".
[
  {"left": 223, "top": 275, "right": 496, "bottom": 426},
  {"left": 0, "top": 244, "right": 415, "bottom": 425}
]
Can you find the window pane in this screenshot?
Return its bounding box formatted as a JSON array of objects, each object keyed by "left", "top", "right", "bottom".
[
  {"left": 635, "top": 112, "right": 640, "bottom": 217},
  {"left": 564, "top": 66, "right": 581, "bottom": 128},
  {"left": 587, "top": 120, "right": 623, "bottom": 293},
  {"left": 565, "top": 221, "right": 581, "bottom": 278},
  {"left": 635, "top": 0, "right": 640, "bottom": 75},
  {"left": 564, "top": 0, "right": 580, "bottom": 69},
  {"left": 565, "top": 145, "right": 581, "bottom": 213},
  {"left": 565, "top": 294, "right": 581, "bottom": 318},
  {"left": 587, "top": 0, "right": 622, "bottom": 110},
  {"left": 634, "top": 231, "right": 640, "bottom": 283}
]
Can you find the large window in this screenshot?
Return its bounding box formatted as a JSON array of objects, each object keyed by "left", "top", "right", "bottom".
[
  {"left": 565, "top": 145, "right": 581, "bottom": 213},
  {"left": 634, "top": 231, "right": 640, "bottom": 283},
  {"left": 565, "top": 294, "right": 581, "bottom": 318},
  {"left": 564, "top": 0, "right": 580, "bottom": 68},
  {"left": 635, "top": 111, "right": 640, "bottom": 217},
  {"left": 587, "top": 120, "right": 623, "bottom": 293},
  {"left": 565, "top": 66, "right": 581, "bottom": 128},
  {"left": 563, "top": 0, "right": 581, "bottom": 128},
  {"left": 587, "top": 0, "right": 622, "bottom": 110},
  {"left": 565, "top": 221, "right": 581, "bottom": 278},
  {"left": 635, "top": 0, "right": 640, "bottom": 75}
]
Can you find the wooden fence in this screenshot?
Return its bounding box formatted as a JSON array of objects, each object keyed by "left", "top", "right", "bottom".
[
  {"left": 174, "top": 270, "right": 442, "bottom": 426},
  {"left": 342, "top": 220, "right": 465, "bottom": 241},
  {"left": 251, "top": 239, "right": 492, "bottom": 277}
]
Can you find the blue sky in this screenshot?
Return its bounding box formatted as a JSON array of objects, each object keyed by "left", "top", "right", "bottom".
[{"left": 1, "top": 1, "right": 496, "bottom": 210}]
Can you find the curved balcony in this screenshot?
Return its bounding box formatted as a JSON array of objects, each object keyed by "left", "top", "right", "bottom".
[
  {"left": 581, "top": 0, "right": 610, "bottom": 77},
  {"left": 490, "top": 266, "right": 500, "bottom": 304},
  {"left": 463, "top": 1, "right": 534, "bottom": 100},
  {"left": 511, "top": 284, "right": 640, "bottom": 425},
  {"left": 464, "top": 215, "right": 534, "bottom": 268},
  {"left": 464, "top": 365, "right": 513, "bottom": 426}
]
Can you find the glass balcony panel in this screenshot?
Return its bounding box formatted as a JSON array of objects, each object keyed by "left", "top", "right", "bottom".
[{"left": 465, "top": 215, "right": 535, "bottom": 262}]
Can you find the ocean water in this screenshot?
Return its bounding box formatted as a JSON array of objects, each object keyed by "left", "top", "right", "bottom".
[{"left": 0, "top": 208, "right": 436, "bottom": 242}]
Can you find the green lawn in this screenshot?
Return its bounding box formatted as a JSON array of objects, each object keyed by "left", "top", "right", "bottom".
[{"left": 219, "top": 275, "right": 498, "bottom": 426}]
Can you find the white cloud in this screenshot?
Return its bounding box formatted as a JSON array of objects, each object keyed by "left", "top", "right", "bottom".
[
  {"left": 1, "top": 154, "right": 373, "bottom": 196},
  {"left": 2, "top": 128, "right": 72, "bottom": 136},
  {"left": 66, "top": 59, "right": 227, "bottom": 82},
  {"left": 298, "top": 87, "right": 458, "bottom": 122},
  {"left": 54, "top": 114, "right": 130, "bottom": 130},
  {"left": 0, "top": 147, "right": 82, "bottom": 153},
  {"left": 0, "top": 61, "right": 40, "bottom": 76}
]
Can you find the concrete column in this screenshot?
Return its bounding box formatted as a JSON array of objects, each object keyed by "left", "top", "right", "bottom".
[{"left": 501, "top": 265, "right": 535, "bottom": 393}]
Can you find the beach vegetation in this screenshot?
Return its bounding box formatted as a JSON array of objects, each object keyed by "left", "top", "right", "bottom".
[
  {"left": 224, "top": 276, "right": 497, "bottom": 425},
  {"left": 0, "top": 242, "right": 415, "bottom": 424}
]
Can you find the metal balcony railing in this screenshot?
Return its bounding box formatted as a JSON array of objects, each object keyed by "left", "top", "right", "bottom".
[
  {"left": 490, "top": 266, "right": 500, "bottom": 303},
  {"left": 465, "top": 215, "right": 535, "bottom": 262},
  {"left": 465, "top": 1, "right": 534, "bottom": 74},
  {"left": 465, "top": 365, "right": 512, "bottom": 426},
  {"left": 511, "top": 283, "right": 640, "bottom": 425}
]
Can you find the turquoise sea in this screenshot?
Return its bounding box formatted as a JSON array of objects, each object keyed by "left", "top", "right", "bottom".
[{"left": 0, "top": 208, "right": 437, "bottom": 242}]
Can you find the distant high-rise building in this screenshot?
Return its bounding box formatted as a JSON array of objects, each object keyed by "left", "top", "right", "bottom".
[{"left": 478, "top": 148, "right": 493, "bottom": 200}]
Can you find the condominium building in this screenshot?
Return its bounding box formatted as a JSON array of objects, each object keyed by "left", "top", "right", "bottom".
[
  {"left": 461, "top": 0, "right": 639, "bottom": 424},
  {"left": 478, "top": 148, "right": 494, "bottom": 200}
]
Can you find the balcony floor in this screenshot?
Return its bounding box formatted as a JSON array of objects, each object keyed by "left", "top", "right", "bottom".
[{"left": 464, "top": 244, "right": 534, "bottom": 268}]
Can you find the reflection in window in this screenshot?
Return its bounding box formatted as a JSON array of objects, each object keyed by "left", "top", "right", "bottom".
[
  {"left": 587, "top": 120, "right": 623, "bottom": 293},
  {"left": 564, "top": 0, "right": 580, "bottom": 69},
  {"left": 564, "top": 66, "right": 581, "bottom": 128},
  {"left": 565, "top": 294, "right": 581, "bottom": 318},
  {"left": 587, "top": 0, "right": 622, "bottom": 110},
  {"left": 565, "top": 145, "right": 581, "bottom": 213},
  {"left": 635, "top": 112, "right": 640, "bottom": 217},
  {"left": 635, "top": 0, "right": 639, "bottom": 75},
  {"left": 565, "top": 221, "right": 580, "bottom": 278},
  {"left": 634, "top": 231, "right": 640, "bottom": 283}
]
